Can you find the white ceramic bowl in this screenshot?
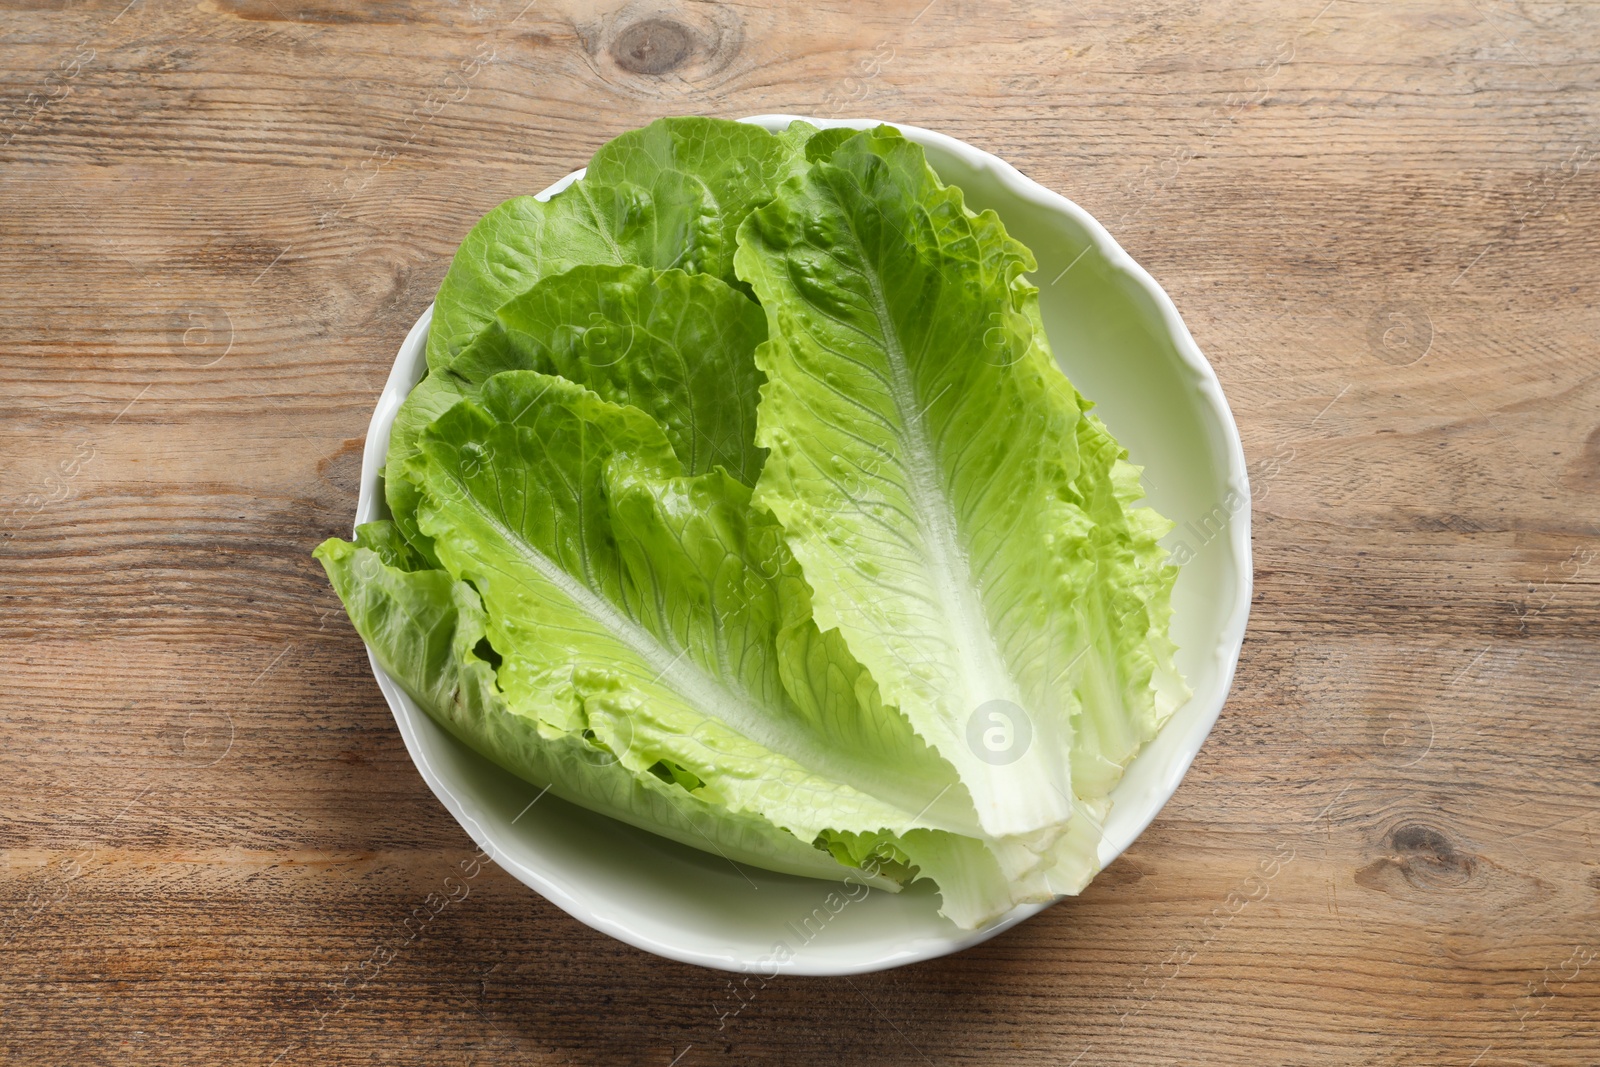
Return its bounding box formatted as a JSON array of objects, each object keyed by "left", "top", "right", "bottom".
[{"left": 352, "top": 115, "right": 1251, "bottom": 976}]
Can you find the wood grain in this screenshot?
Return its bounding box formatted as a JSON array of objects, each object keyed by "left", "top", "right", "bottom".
[{"left": 3, "top": 0, "right": 1598, "bottom": 1063}]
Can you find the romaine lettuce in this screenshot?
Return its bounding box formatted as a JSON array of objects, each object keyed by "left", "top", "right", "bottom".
[
  {"left": 316, "top": 117, "right": 1185, "bottom": 930},
  {"left": 426, "top": 118, "right": 814, "bottom": 371},
  {"left": 403, "top": 370, "right": 1033, "bottom": 926},
  {"left": 734, "top": 126, "right": 1185, "bottom": 848},
  {"left": 384, "top": 263, "right": 769, "bottom": 560},
  {"left": 315, "top": 528, "right": 886, "bottom": 884}
]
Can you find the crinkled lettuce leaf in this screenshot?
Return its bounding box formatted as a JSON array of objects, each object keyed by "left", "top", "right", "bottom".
[
  {"left": 426, "top": 117, "right": 817, "bottom": 372},
  {"left": 401, "top": 369, "right": 1034, "bottom": 926},
  {"left": 314, "top": 527, "right": 880, "bottom": 884},
  {"left": 386, "top": 264, "right": 768, "bottom": 560},
  {"left": 733, "top": 126, "right": 1185, "bottom": 851}
]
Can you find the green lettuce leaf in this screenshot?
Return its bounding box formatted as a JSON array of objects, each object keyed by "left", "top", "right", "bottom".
[
  {"left": 404, "top": 369, "right": 1036, "bottom": 926},
  {"left": 426, "top": 117, "right": 815, "bottom": 372},
  {"left": 801, "top": 125, "right": 861, "bottom": 163},
  {"left": 313, "top": 531, "right": 877, "bottom": 883},
  {"left": 386, "top": 263, "right": 769, "bottom": 561},
  {"left": 734, "top": 126, "right": 1183, "bottom": 843},
  {"left": 450, "top": 264, "right": 768, "bottom": 484}
]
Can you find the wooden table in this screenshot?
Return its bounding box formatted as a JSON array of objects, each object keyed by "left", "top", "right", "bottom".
[{"left": 4, "top": 1, "right": 1597, "bottom": 1063}]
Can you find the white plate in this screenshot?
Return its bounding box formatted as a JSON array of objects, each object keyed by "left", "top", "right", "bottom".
[{"left": 351, "top": 115, "right": 1252, "bottom": 976}]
